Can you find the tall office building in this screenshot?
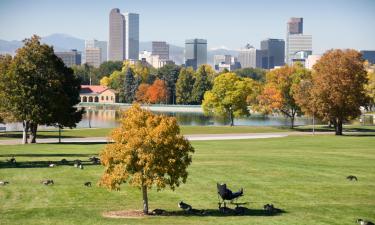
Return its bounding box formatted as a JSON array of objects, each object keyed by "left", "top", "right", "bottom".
[
  {"left": 287, "top": 17, "right": 303, "bottom": 34},
  {"left": 185, "top": 39, "right": 207, "bottom": 70},
  {"left": 108, "top": 8, "right": 125, "bottom": 61},
  {"left": 213, "top": 55, "right": 232, "bottom": 66},
  {"left": 85, "top": 39, "right": 107, "bottom": 63},
  {"left": 55, "top": 49, "right": 81, "bottom": 67},
  {"left": 238, "top": 44, "right": 267, "bottom": 69},
  {"left": 261, "top": 39, "right": 285, "bottom": 69},
  {"left": 124, "top": 13, "right": 139, "bottom": 60},
  {"left": 108, "top": 9, "right": 139, "bottom": 61},
  {"left": 85, "top": 48, "right": 101, "bottom": 68},
  {"left": 286, "top": 17, "right": 312, "bottom": 64},
  {"left": 152, "top": 41, "right": 169, "bottom": 60}
]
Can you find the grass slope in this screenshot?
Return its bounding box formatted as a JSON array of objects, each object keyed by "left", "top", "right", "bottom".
[{"left": 0, "top": 136, "right": 374, "bottom": 225}]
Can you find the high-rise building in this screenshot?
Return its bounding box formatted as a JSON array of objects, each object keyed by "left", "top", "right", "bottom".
[
  {"left": 361, "top": 50, "right": 375, "bottom": 64},
  {"left": 305, "top": 54, "right": 321, "bottom": 70},
  {"left": 85, "top": 39, "right": 107, "bottom": 63},
  {"left": 152, "top": 41, "right": 169, "bottom": 60},
  {"left": 286, "top": 17, "right": 312, "bottom": 64},
  {"left": 261, "top": 39, "right": 285, "bottom": 69},
  {"left": 108, "top": 8, "right": 125, "bottom": 61},
  {"left": 287, "top": 17, "right": 303, "bottom": 34},
  {"left": 124, "top": 13, "right": 139, "bottom": 60},
  {"left": 85, "top": 48, "right": 101, "bottom": 68},
  {"left": 55, "top": 49, "right": 81, "bottom": 67},
  {"left": 185, "top": 39, "right": 207, "bottom": 70},
  {"left": 108, "top": 9, "right": 139, "bottom": 61},
  {"left": 238, "top": 44, "right": 267, "bottom": 69},
  {"left": 140, "top": 50, "right": 173, "bottom": 69}
]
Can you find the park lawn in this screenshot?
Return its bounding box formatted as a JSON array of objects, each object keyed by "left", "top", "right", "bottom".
[{"left": 0, "top": 135, "right": 374, "bottom": 225}]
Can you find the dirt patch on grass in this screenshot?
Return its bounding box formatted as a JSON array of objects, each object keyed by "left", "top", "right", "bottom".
[{"left": 102, "top": 210, "right": 146, "bottom": 218}]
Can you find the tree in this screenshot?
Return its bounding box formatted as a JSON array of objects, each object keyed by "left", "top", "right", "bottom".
[
  {"left": 147, "top": 79, "right": 168, "bottom": 104},
  {"left": 0, "top": 35, "right": 83, "bottom": 143},
  {"left": 234, "top": 67, "right": 266, "bottom": 82},
  {"left": 100, "top": 104, "right": 194, "bottom": 214},
  {"left": 176, "top": 67, "right": 195, "bottom": 104},
  {"left": 257, "top": 64, "right": 310, "bottom": 128},
  {"left": 124, "top": 68, "right": 138, "bottom": 103},
  {"left": 135, "top": 83, "right": 151, "bottom": 103},
  {"left": 202, "top": 72, "right": 254, "bottom": 126},
  {"left": 365, "top": 72, "right": 375, "bottom": 111},
  {"left": 97, "top": 61, "right": 122, "bottom": 78},
  {"left": 191, "top": 64, "right": 215, "bottom": 104},
  {"left": 72, "top": 63, "right": 98, "bottom": 85},
  {"left": 157, "top": 64, "right": 181, "bottom": 104},
  {"left": 299, "top": 49, "right": 369, "bottom": 135}
]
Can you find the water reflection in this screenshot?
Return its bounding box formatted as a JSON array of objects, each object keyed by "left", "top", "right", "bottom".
[{"left": 78, "top": 109, "right": 316, "bottom": 128}]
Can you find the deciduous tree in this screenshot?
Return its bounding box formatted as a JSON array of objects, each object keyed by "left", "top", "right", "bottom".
[
  {"left": 147, "top": 79, "right": 168, "bottom": 104},
  {"left": 202, "top": 72, "right": 254, "bottom": 126},
  {"left": 176, "top": 67, "right": 195, "bottom": 104},
  {"left": 257, "top": 64, "right": 310, "bottom": 128},
  {"left": 0, "top": 35, "right": 83, "bottom": 143},
  {"left": 191, "top": 64, "right": 215, "bottom": 104},
  {"left": 301, "top": 49, "right": 369, "bottom": 135},
  {"left": 100, "top": 104, "right": 194, "bottom": 214},
  {"left": 135, "top": 83, "right": 151, "bottom": 103}
]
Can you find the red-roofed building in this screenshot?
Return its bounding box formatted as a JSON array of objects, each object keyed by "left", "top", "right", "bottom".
[{"left": 80, "top": 85, "right": 118, "bottom": 103}]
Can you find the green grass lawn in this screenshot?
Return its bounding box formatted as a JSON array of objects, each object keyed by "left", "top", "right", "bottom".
[{"left": 1, "top": 136, "right": 374, "bottom": 225}]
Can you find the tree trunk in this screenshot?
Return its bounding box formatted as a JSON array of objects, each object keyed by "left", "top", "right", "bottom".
[
  {"left": 335, "top": 118, "right": 343, "bottom": 135},
  {"left": 22, "top": 120, "right": 29, "bottom": 144},
  {"left": 290, "top": 116, "right": 295, "bottom": 129},
  {"left": 29, "top": 122, "right": 38, "bottom": 143},
  {"left": 142, "top": 185, "right": 149, "bottom": 214},
  {"left": 229, "top": 109, "right": 234, "bottom": 126}
]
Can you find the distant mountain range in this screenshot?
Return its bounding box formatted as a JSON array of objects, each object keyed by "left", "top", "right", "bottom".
[{"left": 0, "top": 33, "right": 239, "bottom": 65}]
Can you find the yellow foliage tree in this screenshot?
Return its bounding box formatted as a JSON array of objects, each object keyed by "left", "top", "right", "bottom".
[
  {"left": 99, "top": 76, "right": 111, "bottom": 87},
  {"left": 99, "top": 104, "right": 194, "bottom": 214}
]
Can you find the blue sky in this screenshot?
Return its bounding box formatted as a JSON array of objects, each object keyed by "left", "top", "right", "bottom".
[{"left": 0, "top": 0, "right": 374, "bottom": 53}]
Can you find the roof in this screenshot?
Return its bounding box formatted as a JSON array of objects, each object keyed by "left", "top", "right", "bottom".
[{"left": 80, "top": 85, "right": 108, "bottom": 94}]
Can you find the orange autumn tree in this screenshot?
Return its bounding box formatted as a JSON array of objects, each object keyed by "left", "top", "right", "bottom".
[
  {"left": 257, "top": 64, "right": 311, "bottom": 128},
  {"left": 147, "top": 79, "right": 168, "bottom": 104},
  {"left": 299, "top": 49, "right": 369, "bottom": 135},
  {"left": 99, "top": 104, "right": 194, "bottom": 214},
  {"left": 135, "top": 83, "right": 150, "bottom": 103}
]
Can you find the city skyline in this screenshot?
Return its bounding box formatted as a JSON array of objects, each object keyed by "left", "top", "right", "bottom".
[{"left": 0, "top": 0, "right": 374, "bottom": 54}]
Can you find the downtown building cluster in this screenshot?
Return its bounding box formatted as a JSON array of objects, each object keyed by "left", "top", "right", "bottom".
[{"left": 54, "top": 13, "right": 375, "bottom": 71}]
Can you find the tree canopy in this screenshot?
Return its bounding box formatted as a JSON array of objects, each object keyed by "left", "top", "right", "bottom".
[
  {"left": 0, "top": 35, "right": 83, "bottom": 143},
  {"left": 176, "top": 67, "right": 195, "bottom": 104},
  {"left": 296, "top": 49, "right": 369, "bottom": 135},
  {"left": 100, "top": 104, "right": 194, "bottom": 214},
  {"left": 202, "top": 72, "right": 254, "bottom": 126}
]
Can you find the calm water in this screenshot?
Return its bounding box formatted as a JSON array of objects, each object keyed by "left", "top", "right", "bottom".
[{"left": 77, "top": 109, "right": 315, "bottom": 128}]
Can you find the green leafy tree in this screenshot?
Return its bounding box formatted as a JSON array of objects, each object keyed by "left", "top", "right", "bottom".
[
  {"left": 157, "top": 64, "right": 181, "bottom": 104},
  {"left": 0, "top": 35, "right": 83, "bottom": 143},
  {"left": 100, "top": 104, "right": 194, "bottom": 214},
  {"left": 176, "top": 67, "right": 195, "bottom": 104},
  {"left": 97, "top": 61, "right": 122, "bottom": 79},
  {"left": 202, "top": 72, "right": 254, "bottom": 126},
  {"left": 191, "top": 64, "right": 215, "bottom": 104},
  {"left": 234, "top": 67, "right": 266, "bottom": 82}
]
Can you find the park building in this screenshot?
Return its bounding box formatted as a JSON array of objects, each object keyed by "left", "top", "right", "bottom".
[
  {"left": 54, "top": 49, "right": 81, "bottom": 67},
  {"left": 79, "top": 85, "right": 118, "bottom": 103}
]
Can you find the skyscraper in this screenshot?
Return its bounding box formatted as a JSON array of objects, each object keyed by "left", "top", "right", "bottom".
[
  {"left": 287, "top": 17, "right": 303, "bottom": 34},
  {"left": 124, "top": 13, "right": 139, "bottom": 60},
  {"left": 185, "top": 39, "right": 207, "bottom": 70},
  {"left": 261, "top": 39, "right": 285, "bottom": 69},
  {"left": 108, "top": 9, "right": 139, "bottom": 61},
  {"left": 85, "top": 48, "right": 101, "bottom": 68},
  {"left": 286, "top": 17, "right": 312, "bottom": 64},
  {"left": 108, "top": 8, "right": 125, "bottom": 61},
  {"left": 152, "top": 41, "right": 169, "bottom": 60},
  {"left": 238, "top": 44, "right": 267, "bottom": 69}
]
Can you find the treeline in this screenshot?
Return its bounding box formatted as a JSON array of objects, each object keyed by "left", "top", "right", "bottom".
[{"left": 74, "top": 60, "right": 266, "bottom": 105}]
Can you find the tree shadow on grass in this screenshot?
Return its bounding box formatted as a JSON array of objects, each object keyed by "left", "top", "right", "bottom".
[
  {"left": 0, "top": 133, "right": 83, "bottom": 139},
  {"left": 0, "top": 159, "right": 101, "bottom": 169},
  {"left": 293, "top": 126, "right": 375, "bottom": 133},
  {"left": 146, "top": 207, "right": 286, "bottom": 217}
]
